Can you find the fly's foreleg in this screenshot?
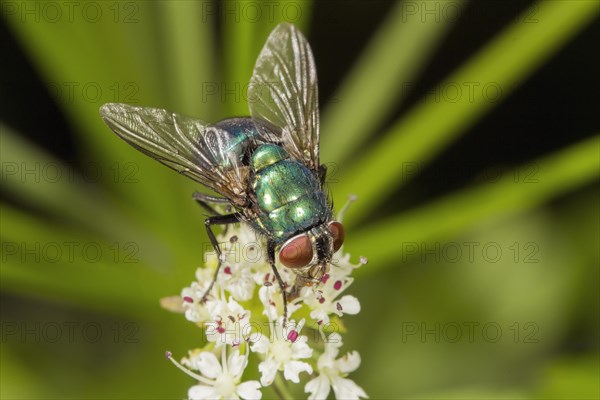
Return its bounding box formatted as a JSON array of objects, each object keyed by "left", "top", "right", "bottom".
[
  {"left": 200, "top": 212, "right": 242, "bottom": 302},
  {"left": 267, "top": 240, "right": 289, "bottom": 326}
]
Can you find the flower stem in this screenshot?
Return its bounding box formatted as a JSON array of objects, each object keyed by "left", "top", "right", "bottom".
[{"left": 273, "top": 372, "right": 294, "bottom": 400}]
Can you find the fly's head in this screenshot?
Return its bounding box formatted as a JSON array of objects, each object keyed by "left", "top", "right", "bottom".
[{"left": 278, "top": 221, "right": 345, "bottom": 287}]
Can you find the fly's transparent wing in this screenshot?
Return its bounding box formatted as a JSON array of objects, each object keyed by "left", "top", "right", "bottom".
[
  {"left": 248, "top": 23, "right": 320, "bottom": 172},
  {"left": 100, "top": 103, "right": 249, "bottom": 205}
]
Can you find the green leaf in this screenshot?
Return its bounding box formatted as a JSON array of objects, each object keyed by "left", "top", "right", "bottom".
[
  {"left": 346, "top": 135, "right": 600, "bottom": 270},
  {"left": 0, "top": 204, "right": 173, "bottom": 317},
  {"left": 333, "top": 0, "right": 600, "bottom": 224},
  {"left": 535, "top": 355, "right": 600, "bottom": 399},
  {"left": 2, "top": 4, "right": 195, "bottom": 230},
  {"left": 220, "top": 0, "right": 314, "bottom": 117},
  {"left": 254, "top": 0, "right": 314, "bottom": 55},
  {"left": 321, "top": 0, "right": 461, "bottom": 164},
  {"left": 157, "top": 1, "right": 216, "bottom": 118},
  {"left": 221, "top": 1, "right": 259, "bottom": 117},
  {"left": 1, "top": 124, "right": 143, "bottom": 242}
]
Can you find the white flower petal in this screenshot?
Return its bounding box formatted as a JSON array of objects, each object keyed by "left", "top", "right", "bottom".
[
  {"left": 258, "top": 358, "right": 279, "bottom": 386},
  {"left": 337, "top": 295, "right": 361, "bottom": 315},
  {"left": 227, "top": 297, "right": 245, "bottom": 314},
  {"left": 250, "top": 335, "right": 269, "bottom": 354},
  {"left": 188, "top": 384, "right": 219, "bottom": 400},
  {"left": 185, "top": 307, "right": 208, "bottom": 323},
  {"left": 305, "top": 374, "right": 331, "bottom": 400},
  {"left": 326, "top": 333, "right": 343, "bottom": 349},
  {"left": 226, "top": 269, "right": 256, "bottom": 302},
  {"left": 205, "top": 298, "right": 250, "bottom": 346},
  {"left": 330, "top": 251, "right": 365, "bottom": 277},
  {"left": 195, "top": 265, "right": 216, "bottom": 282},
  {"left": 337, "top": 351, "right": 361, "bottom": 374},
  {"left": 291, "top": 338, "right": 313, "bottom": 359},
  {"left": 259, "top": 287, "right": 302, "bottom": 321},
  {"left": 323, "top": 333, "right": 343, "bottom": 360},
  {"left": 283, "top": 360, "right": 312, "bottom": 383},
  {"left": 286, "top": 301, "right": 303, "bottom": 317},
  {"left": 236, "top": 381, "right": 262, "bottom": 400},
  {"left": 171, "top": 222, "right": 365, "bottom": 400},
  {"left": 180, "top": 283, "right": 213, "bottom": 323},
  {"left": 227, "top": 349, "right": 247, "bottom": 377},
  {"left": 194, "top": 352, "right": 222, "bottom": 379},
  {"left": 309, "top": 308, "right": 330, "bottom": 324},
  {"left": 331, "top": 376, "right": 368, "bottom": 400},
  {"left": 316, "top": 351, "right": 335, "bottom": 372},
  {"left": 258, "top": 285, "right": 280, "bottom": 321},
  {"left": 206, "top": 298, "right": 227, "bottom": 319}
]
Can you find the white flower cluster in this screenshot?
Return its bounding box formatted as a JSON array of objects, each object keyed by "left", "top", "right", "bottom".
[{"left": 163, "top": 205, "right": 368, "bottom": 400}]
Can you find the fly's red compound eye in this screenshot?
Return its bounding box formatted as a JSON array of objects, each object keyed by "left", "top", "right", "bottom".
[
  {"left": 328, "top": 221, "right": 345, "bottom": 252},
  {"left": 279, "top": 234, "right": 313, "bottom": 269}
]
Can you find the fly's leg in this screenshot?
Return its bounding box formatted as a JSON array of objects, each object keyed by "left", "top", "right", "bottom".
[
  {"left": 200, "top": 212, "right": 242, "bottom": 302},
  {"left": 318, "top": 164, "right": 328, "bottom": 186},
  {"left": 287, "top": 280, "right": 304, "bottom": 302},
  {"left": 193, "top": 191, "right": 231, "bottom": 216},
  {"left": 267, "top": 240, "right": 289, "bottom": 326}
]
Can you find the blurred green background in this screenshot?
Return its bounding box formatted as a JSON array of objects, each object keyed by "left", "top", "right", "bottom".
[{"left": 1, "top": 0, "right": 598, "bottom": 399}]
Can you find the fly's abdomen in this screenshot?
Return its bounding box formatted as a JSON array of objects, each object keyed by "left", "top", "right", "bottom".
[{"left": 251, "top": 144, "right": 329, "bottom": 242}]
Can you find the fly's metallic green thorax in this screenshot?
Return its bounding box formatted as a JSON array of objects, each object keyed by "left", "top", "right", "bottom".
[
  {"left": 201, "top": 120, "right": 331, "bottom": 243},
  {"left": 251, "top": 143, "right": 288, "bottom": 170},
  {"left": 250, "top": 143, "right": 330, "bottom": 243}
]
